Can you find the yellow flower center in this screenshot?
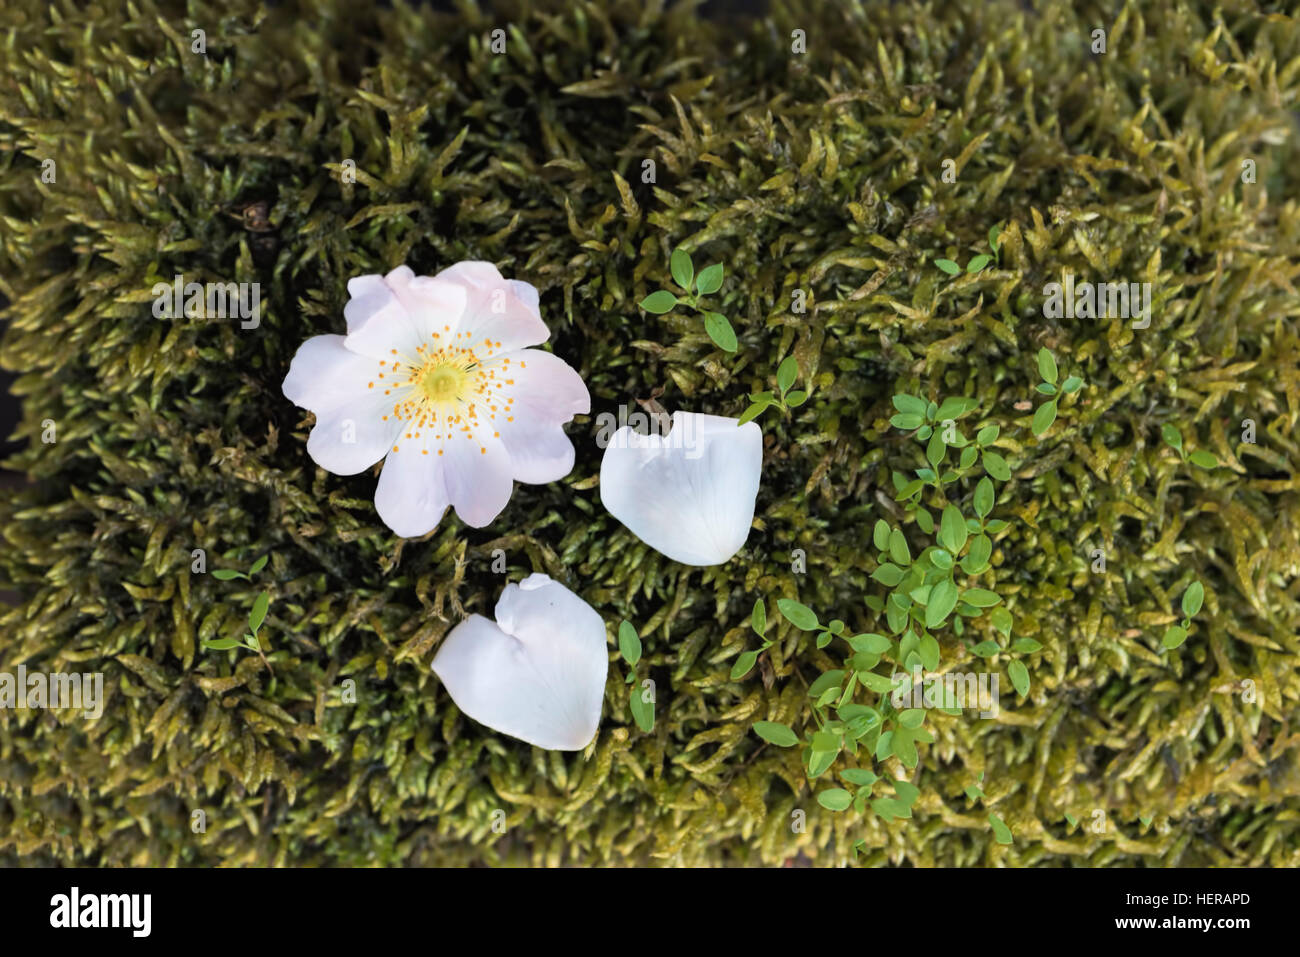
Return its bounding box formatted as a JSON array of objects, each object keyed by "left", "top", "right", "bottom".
[
  {"left": 368, "top": 325, "right": 525, "bottom": 456},
  {"left": 419, "top": 363, "right": 469, "bottom": 403}
]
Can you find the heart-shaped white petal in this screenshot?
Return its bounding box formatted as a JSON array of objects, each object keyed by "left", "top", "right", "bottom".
[
  {"left": 431, "top": 574, "right": 607, "bottom": 750},
  {"left": 599, "top": 411, "right": 762, "bottom": 566}
]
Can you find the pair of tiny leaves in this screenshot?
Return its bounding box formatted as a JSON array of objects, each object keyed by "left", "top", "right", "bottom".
[
  {"left": 617, "top": 620, "right": 654, "bottom": 731},
  {"left": 1161, "top": 424, "right": 1220, "bottom": 469},
  {"left": 731, "top": 599, "right": 774, "bottom": 679},
  {"left": 640, "top": 249, "right": 733, "bottom": 352},
  {"left": 1161, "top": 581, "right": 1205, "bottom": 650},
  {"left": 935, "top": 254, "right": 993, "bottom": 276},
  {"left": 738, "top": 356, "right": 807, "bottom": 425},
  {"left": 210, "top": 554, "right": 269, "bottom": 580},
  {"left": 203, "top": 591, "right": 270, "bottom": 651}
]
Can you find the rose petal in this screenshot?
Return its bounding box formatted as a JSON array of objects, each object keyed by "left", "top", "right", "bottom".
[
  {"left": 440, "top": 424, "right": 515, "bottom": 527},
  {"left": 432, "top": 573, "right": 607, "bottom": 750},
  {"left": 487, "top": 349, "right": 590, "bottom": 484},
  {"left": 433, "top": 260, "right": 549, "bottom": 355},
  {"left": 282, "top": 334, "right": 401, "bottom": 474},
  {"left": 373, "top": 432, "right": 451, "bottom": 537},
  {"left": 599, "top": 411, "right": 762, "bottom": 565}
]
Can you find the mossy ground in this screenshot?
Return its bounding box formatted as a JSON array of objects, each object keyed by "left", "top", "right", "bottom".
[{"left": 1, "top": 0, "right": 1299, "bottom": 866}]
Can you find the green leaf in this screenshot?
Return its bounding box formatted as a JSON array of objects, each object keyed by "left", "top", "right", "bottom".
[
  {"left": 873, "top": 519, "right": 891, "bottom": 551},
  {"left": 961, "top": 588, "right": 1002, "bottom": 607},
  {"left": 639, "top": 290, "right": 677, "bottom": 314},
  {"left": 915, "top": 508, "right": 935, "bottom": 534},
  {"left": 248, "top": 555, "right": 268, "bottom": 575},
  {"left": 1161, "top": 423, "right": 1183, "bottom": 451},
  {"left": 939, "top": 505, "right": 968, "bottom": 554},
  {"left": 930, "top": 548, "right": 953, "bottom": 570},
  {"left": 618, "top": 620, "right": 641, "bottom": 666},
  {"left": 848, "top": 633, "right": 891, "bottom": 655},
  {"left": 926, "top": 579, "right": 959, "bottom": 629},
  {"left": 244, "top": 635, "right": 260, "bottom": 650},
  {"left": 1162, "top": 625, "right": 1188, "bottom": 649},
  {"left": 670, "top": 247, "right": 693, "bottom": 292},
  {"left": 751, "top": 599, "right": 766, "bottom": 638},
  {"left": 990, "top": 606, "right": 1013, "bottom": 637},
  {"left": 989, "top": 813, "right": 1013, "bottom": 845},
  {"left": 808, "top": 670, "right": 845, "bottom": 699},
  {"left": 1182, "top": 581, "right": 1204, "bottom": 618},
  {"left": 967, "top": 254, "right": 992, "bottom": 273},
  {"left": 965, "top": 784, "right": 985, "bottom": 800},
  {"left": 202, "top": 637, "right": 242, "bottom": 650},
  {"left": 899, "top": 708, "right": 925, "bottom": 729},
  {"left": 859, "top": 671, "right": 896, "bottom": 694},
  {"left": 982, "top": 451, "right": 1011, "bottom": 481},
  {"left": 1061, "top": 376, "right": 1083, "bottom": 394},
  {"left": 1036, "top": 382, "right": 1057, "bottom": 395},
  {"left": 784, "top": 390, "right": 808, "bottom": 407},
  {"left": 1008, "top": 659, "right": 1030, "bottom": 697},
  {"left": 776, "top": 356, "right": 798, "bottom": 394},
  {"left": 842, "top": 768, "right": 877, "bottom": 787},
  {"left": 753, "top": 721, "right": 798, "bottom": 747},
  {"left": 934, "top": 258, "right": 961, "bottom": 275},
  {"left": 211, "top": 569, "right": 243, "bottom": 580},
  {"left": 935, "top": 397, "right": 980, "bottom": 420},
  {"left": 248, "top": 591, "right": 270, "bottom": 634},
  {"left": 1188, "top": 450, "right": 1218, "bottom": 469},
  {"left": 777, "top": 598, "right": 819, "bottom": 631},
  {"left": 893, "top": 728, "right": 919, "bottom": 768},
  {"left": 629, "top": 683, "right": 655, "bottom": 732},
  {"left": 977, "top": 424, "right": 999, "bottom": 446},
  {"left": 961, "top": 535, "right": 992, "bottom": 574},
  {"left": 971, "top": 640, "right": 1000, "bottom": 657},
  {"left": 888, "top": 528, "right": 911, "bottom": 566},
  {"left": 890, "top": 412, "right": 924, "bottom": 431},
  {"left": 973, "top": 477, "right": 994, "bottom": 518},
  {"left": 1037, "top": 348, "right": 1058, "bottom": 385},
  {"left": 1011, "top": 638, "right": 1042, "bottom": 654},
  {"left": 988, "top": 224, "right": 1000, "bottom": 252},
  {"left": 892, "top": 394, "right": 928, "bottom": 416},
  {"left": 695, "top": 263, "right": 724, "bottom": 295},
  {"left": 1032, "top": 400, "right": 1058, "bottom": 436},
  {"left": 703, "top": 312, "right": 737, "bottom": 352},
  {"left": 817, "top": 788, "right": 853, "bottom": 811},
  {"left": 871, "top": 563, "right": 905, "bottom": 587},
  {"left": 872, "top": 796, "right": 912, "bottom": 820},
  {"left": 893, "top": 780, "right": 920, "bottom": 806},
  {"left": 919, "top": 632, "right": 940, "bottom": 671},
  {"left": 737, "top": 401, "right": 768, "bottom": 426}
]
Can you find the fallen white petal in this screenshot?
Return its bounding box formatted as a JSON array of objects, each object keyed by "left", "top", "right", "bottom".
[
  {"left": 599, "top": 411, "right": 762, "bottom": 566},
  {"left": 432, "top": 574, "right": 607, "bottom": 750}
]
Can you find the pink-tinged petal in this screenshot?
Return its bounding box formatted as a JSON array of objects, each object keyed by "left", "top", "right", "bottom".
[
  {"left": 342, "top": 271, "right": 422, "bottom": 360},
  {"left": 283, "top": 335, "right": 402, "bottom": 475},
  {"left": 599, "top": 411, "right": 762, "bottom": 566},
  {"left": 432, "top": 260, "right": 549, "bottom": 355},
  {"left": 483, "top": 348, "right": 589, "bottom": 484},
  {"left": 384, "top": 267, "right": 469, "bottom": 344},
  {"left": 373, "top": 432, "right": 451, "bottom": 537},
  {"left": 441, "top": 424, "right": 515, "bottom": 527},
  {"left": 431, "top": 573, "right": 606, "bottom": 750},
  {"left": 282, "top": 334, "right": 380, "bottom": 415}
]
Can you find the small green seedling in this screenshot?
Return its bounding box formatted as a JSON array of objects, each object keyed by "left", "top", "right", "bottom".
[
  {"left": 1031, "top": 347, "right": 1083, "bottom": 436},
  {"left": 1161, "top": 425, "right": 1219, "bottom": 469},
  {"left": 203, "top": 554, "right": 273, "bottom": 673},
  {"left": 738, "top": 355, "right": 807, "bottom": 425},
  {"left": 1161, "top": 579, "right": 1204, "bottom": 650},
  {"left": 730, "top": 599, "right": 776, "bottom": 678},
  {"left": 619, "top": 619, "right": 654, "bottom": 732},
  {"left": 934, "top": 225, "right": 1001, "bottom": 277},
  {"left": 639, "top": 246, "right": 736, "bottom": 352}
]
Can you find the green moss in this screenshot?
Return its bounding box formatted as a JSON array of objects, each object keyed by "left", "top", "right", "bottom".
[{"left": 1, "top": 0, "right": 1298, "bottom": 866}]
